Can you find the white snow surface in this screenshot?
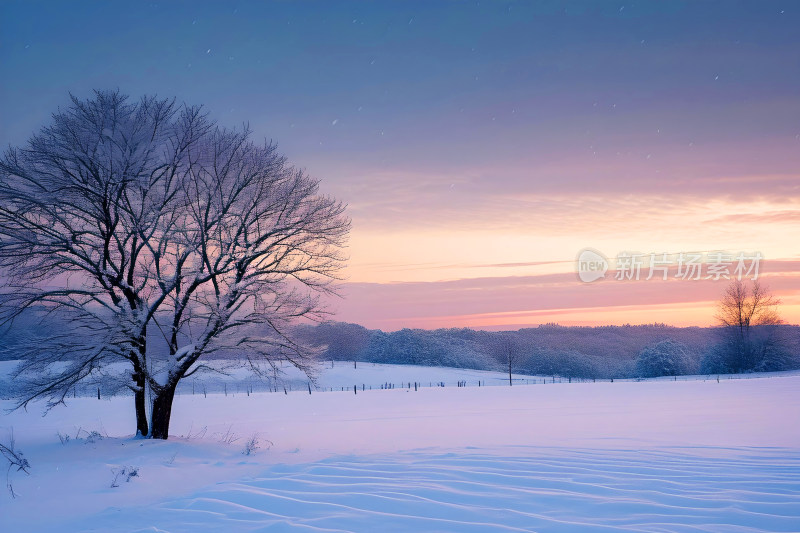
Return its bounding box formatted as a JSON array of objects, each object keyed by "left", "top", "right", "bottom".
[{"left": 1, "top": 365, "right": 799, "bottom": 532}]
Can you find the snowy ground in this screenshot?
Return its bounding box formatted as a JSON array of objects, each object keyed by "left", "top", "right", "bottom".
[{"left": 1, "top": 365, "right": 799, "bottom": 532}]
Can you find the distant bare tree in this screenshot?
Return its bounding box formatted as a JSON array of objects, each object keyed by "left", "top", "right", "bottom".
[
  {"left": 713, "top": 279, "right": 782, "bottom": 372},
  {"left": 0, "top": 90, "right": 349, "bottom": 439},
  {"left": 492, "top": 333, "right": 521, "bottom": 386},
  {"left": 716, "top": 279, "right": 781, "bottom": 330}
]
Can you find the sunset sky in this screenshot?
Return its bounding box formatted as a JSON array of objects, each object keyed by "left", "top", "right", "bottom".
[{"left": 2, "top": 1, "right": 799, "bottom": 330}]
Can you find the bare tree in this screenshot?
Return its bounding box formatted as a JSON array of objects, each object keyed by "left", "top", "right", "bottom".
[
  {"left": 714, "top": 279, "right": 782, "bottom": 372},
  {"left": 0, "top": 91, "right": 205, "bottom": 435},
  {"left": 0, "top": 90, "right": 349, "bottom": 439},
  {"left": 492, "top": 333, "right": 521, "bottom": 386},
  {"left": 144, "top": 126, "right": 349, "bottom": 438}
]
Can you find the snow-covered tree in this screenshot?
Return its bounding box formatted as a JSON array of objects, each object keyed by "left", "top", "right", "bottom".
[
  {"left": 635, "top": 339, "right": 692, "bottom": 378},
  {"left": 145, "top": 126, "right": 349, "bottom": 438},
  {"left": 0, "top": 90, "right": 349, "bottom": 439},
  {"left": 0, "top": 91, "right": 200, "bottom": 435},
  {"left": 299, "top": 321, "right": 371, "bottom": 367}
]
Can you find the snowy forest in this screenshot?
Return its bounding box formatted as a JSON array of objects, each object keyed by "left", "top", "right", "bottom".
[
  {"left": 299, "top": 321, "right": 800, "bottom": 378},
  {"left": 4, "top": 312, "right": 798, "bottom": 386}
]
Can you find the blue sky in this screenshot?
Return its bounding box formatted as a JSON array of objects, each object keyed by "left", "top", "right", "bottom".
[
  {"left": 2, "top": 1, "right": 799, "bottom": 329},
  {"left": 4, "top": 1, "right": 798, "bottom": 160}
]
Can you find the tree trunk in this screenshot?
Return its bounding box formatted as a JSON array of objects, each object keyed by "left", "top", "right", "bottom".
[
  {"left": 131, "top": 362, "right": 149, "bottom": 437},
  {"left": 131, "top": 338, "right": 149, "bottom": 437},
  {"left": 508, "top": 362, "right": 512, "bottom": 386},
  {"left": 150, "top": 383, "right": 177, "bottom": 440},
  {"left": 134, "top": 377, "right": 149, "bottom": 437}
]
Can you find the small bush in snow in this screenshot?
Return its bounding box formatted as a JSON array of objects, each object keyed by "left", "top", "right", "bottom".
[
  {"left": 73, "top": 428, "right": 105, "bottom": 444},
  {"left": 242, "top": 434, "right": 260, "bottom": 455},
  {"left": 217, "top": 426, "right": 240, "bottom": 445},
  {"left": 110, "top": 466, "right": 139, "bottom": 488},
  {"left": 242, "top": 434, "right": 273, "bottom": 456},
  {"left": 84, "top": 430, "right": 104, "bottom": 444},
  {"left": 72, "top": 427, "right": 108, "bottom": 444},
  {"left": 181, "top": 424, "right": 207, "bottom": 440},
  {"left": 1, "top": 429, "right": 31, "bottom": 499}
]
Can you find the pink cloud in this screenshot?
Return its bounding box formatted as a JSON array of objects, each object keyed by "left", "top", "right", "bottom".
[{"left": 331, "top": 260, "right": 800, "bottom": 330}]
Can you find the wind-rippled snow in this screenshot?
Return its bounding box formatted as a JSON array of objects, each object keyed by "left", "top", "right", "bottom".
[{"left": 99, "top": 448, "right": 800, "bottom": 532}]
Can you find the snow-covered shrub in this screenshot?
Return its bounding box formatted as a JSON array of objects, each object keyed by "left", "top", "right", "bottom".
[
  {"left": 703, "top": 325, "right": 799, "bottom": 374},
  {"left": 636, "top": 340, "right": 693, "bottom": 378},
  {"left": 521, "top": 348, "right": 626, "bottom": 379},
  {"left": 701, "top": 340, "right": 737, "bottom": 375}
]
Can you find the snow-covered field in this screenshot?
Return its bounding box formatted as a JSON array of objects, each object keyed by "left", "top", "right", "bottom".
[{"left": 1, "top": 365, "right": 799, "bottom": 532}]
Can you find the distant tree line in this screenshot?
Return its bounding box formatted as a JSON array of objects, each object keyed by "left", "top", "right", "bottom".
[
  {"left": 296, "top": 319, "right": 800, "bottom": 380},
  {"left": 3, "top": 282, "right": 797, "bottom": 395},
  {"left": 4, "top": 313, "right": 798, "bottom": 389}
]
